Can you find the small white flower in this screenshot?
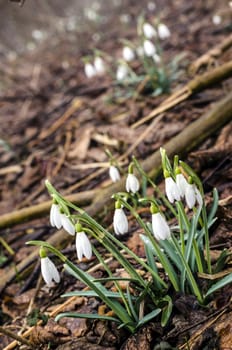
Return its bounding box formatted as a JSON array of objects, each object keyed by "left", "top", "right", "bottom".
[
  {"left": 76, "top": 231, "right": 92, "bottom": 261},
  {"left": 143, "top": 40, "right": 157, "bottom": 57},
  {"left": 165, "top": 177, "right": 181, "bottom": 203},
  {"left": 152, "top": 212, "right": 171, "bottom": 240},
  {"left": 113, "top": 208, "right": 129, "bottom": 235},
  {"left": 126, "top": 173, "right": 140, "bottom": 193},
  {"left": 94, "top": 56, "right": 105, "bottom": 75},
  {"left": 84, "top": 62, "right": 96, "bottom": 78},
  {"left": 176, "top": 173, "right": 188, "bottom": 198},
  {"left": 41, "top": 257, "right": 60, "bottom": 286},
  {"left": 185, "top": 183, "right": 202, "bottom": 209},
  {"left": 136, "top": 46, "right": 144, "bottom": 57},
  {"left": 109, "top": 165, "right": 121, "bottom": 183},
  {"left": 50, "top": 203, "right": 62, "bottom": 229},
  {"left": 122, "top": 46, "right": 135, "bottom": 62},
  {"left": 212, "top": 15, "right": 222, "bottom": 25},
  {"left": 143, "top": 22, "right": 157, "bottom": 39},
  {"left": 158, "top": 23, "right": 171, "bottom": 40},
  {"left": 60, "top": 213, "right": 75, "bottom": 235},
  {"left": 152, "top": 53, "right": 161, "bottom": 63},
  {"left": 147, "top": 2, "right": 156, "bottom": 11},
  {"left": 116, "top": 64, "right": 129, "bottom": 81}
]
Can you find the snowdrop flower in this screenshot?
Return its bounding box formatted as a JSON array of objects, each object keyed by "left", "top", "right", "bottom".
[
  {"left": 94, "top": 56, "right": 105, "bottom": 75},
  {"left": 157, "top": 23, "right": 171, "bottom": 40},
  {"left": 126, "top": 164, "right": 140, "bottom": 193},
  {"left": 143, "top": 40, "right": 157, "bottom": 57},
  {"left": 175, "top": 170, "right": 188, "bottom": 198},
  {"left": 116, "top": 64, "right": 129, "bottom": 81},
  {"left": 122, "top": 46, "right": 135, "bottom": 62},
  {"left": 84, "top": 62, "right": 96, "bottom": 78},
  {"left": 50, "top": 203, "right": 62, "bottom": 229},
  {"left": 143, "top": 22, "right": 157, "bottom": 39},
  {"left": 185, "top": 181, "right": 203, "bottom": 209},
  {"left": 113, "top": 201, "right": 129, "bottom": 235},
  {"left": 60, "top": 213, "right": 75, "bottom": 235},
  {"left": 109, "top": 165, "right": 121, "bottom": 183},
  {"left": 136, "top": 46, "right": 144, "bottom": 57},
  {"left": 212, "top": 15, "right": 222, "bottom": 25},
  {"left": 165, "top": 172, "right": 181, "bottom": 203},
  {"left": 75, "top": 226, "right": 92, "bottom": 261},
  {"left": 151, "top": 206, "right": 171, "bottom": 240},
  {"left": 152, "top": 53, "right": 161, "bottom": 64},
  {"left": 40, "top": 248, "right": 60, "bottom": 286}
]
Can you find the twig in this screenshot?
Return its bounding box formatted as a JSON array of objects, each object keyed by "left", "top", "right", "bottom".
[{"left": 0, "top": 326, "right": 32, "bottom": 348}]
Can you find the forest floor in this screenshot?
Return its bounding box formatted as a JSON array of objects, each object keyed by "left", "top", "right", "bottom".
[{"left": 0, "top": 0, "right": 232, "bottom": 349}]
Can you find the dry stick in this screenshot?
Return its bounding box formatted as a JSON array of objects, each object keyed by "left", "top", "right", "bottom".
[
  {"left": 2, "top": 91, "right": 232, "bottom": 350},
  {"left": 190, "top": 34, "right": 232, "bottom": 74},
  {"left": 132, "top": 60, "right": 232, "bottom": 128},
  {"left": 0, "top": 326, "right": 32, "bottom": 348}
]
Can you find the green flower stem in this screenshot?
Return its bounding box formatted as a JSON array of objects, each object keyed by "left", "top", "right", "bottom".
[
  {"left": 171, "top": 236, "right": 203, "bottom": 304},
  {"left": 201, "top": 203, "right": 212, "bottom": 274},
  {"left": 115, "top": 195, "right": 180, "bottom": 292},
  {"left": 132, "top": 156, "right": 177, "bottom": 217},
  {"left": 27, "top": 240, "right": 135, "bottom": 332},
  {"left": 192, "top": 238, "right": 203, "bottom": 273}
]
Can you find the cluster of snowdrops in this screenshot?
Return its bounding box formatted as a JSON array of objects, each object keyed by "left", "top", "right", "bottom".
[{"left": 28, "top": 148, "right": 232, "bottom": 333}]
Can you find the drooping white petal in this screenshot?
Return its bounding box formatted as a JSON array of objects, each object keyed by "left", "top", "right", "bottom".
[
  {"left": 152, "top": 212, "right": 171, "bottom": 240},
  {"left": 41, "top": 257, "right": 60, "bottom": 286},
  {"left": 50, "top": 203, "right": 62, "bottom": 229},
  {"left": 84, "top": 62, "right": 96, "bottom": 78},
  {"left": 143, "top": 40, "right": 156, "bottom": 57},
  {"left": 195, "top": 187, "right": 203, "bottom": 208},
  {"left": 113, "top": 208, "right": 128, "bottom": 235},
  {"left": 158, "top": 23, "right": 170, "bottom": 40},
  {"left": 126, "top": 173, "right": 140, "bottom": 193},
  {"left": 76, "top": 231, "right": 92, "bottom": 261},
  {"left": 116, "top": 64, "right": 129, "bottom": 81},
  {"left": 94, "top": 57, "right": 105, "bottom": 75},
  {"left": 60, "top": 214, "right": 75, "bottom": 235},
  {"left": 165, "top": 177, "right": 181, "bottom": 203},
  {"left": 122, "top": 46, "right": 135, "bottom": 62},
  {"left": 109, "top": 165, "right": 121, "bottom": 183},
  {"left": 176, "top": 173, "right": 188, "bottom": 198},
  {"left": 185, "top": 183, "right": 196, "bottom": 209},
  {"left": 143, "top": 22, "right": 157, "bottom": 39}
]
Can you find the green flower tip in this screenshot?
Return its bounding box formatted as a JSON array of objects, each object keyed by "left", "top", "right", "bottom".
[
  {"left": 75, "top": 222, "right": 83, "bottom": 232},
  {"left": 188, "top": 176, "right": 193, "bottom": 184},
  {"left": 115, "top": 200, "right": 122, "bottom": 209},
  {"left": 39, "top": 247, "right": 47, "bottom": 259},
  {"left": 175, "top": 167, "right": 181, "bottom": 175},
  {"left": 163, "top": 169, "right": 170, "bottom": 179},
  {"left": 128, "top": 163, "right": 134, "bottom": 174},
  {"left": 150, "top": 203, "right": 159, "bottom": 214}
]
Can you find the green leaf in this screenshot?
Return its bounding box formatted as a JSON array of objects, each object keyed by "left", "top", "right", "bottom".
[
  {"left": 62, "top": 290, "right": 135, "bottom": 299},
  {"left": 136, "top": 308, "right": 161, "bottom": 328},
  {"left": 207, "top": 188, "right": 219, "bottom": 223},
  {"left": 205, "top": 273, "right": 232, "bottom": 297},
  {"left": 161, "top": 295, "right": 173, "bottom": 327}
]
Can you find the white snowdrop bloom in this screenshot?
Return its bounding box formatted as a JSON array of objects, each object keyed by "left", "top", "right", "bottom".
[
  {"left": 143, "top": 22, "right": 157, "bottom": 39},
  {"left": 116, "top": 64, "right": 129, "bottom": 81},
  {"left": 122, "top": 46, "right": 135, "bottom": 62},
  {"left": 50, "top": 203, "right": 62, "bottom": 229},
  {"left": 126, "top": 173, "right": 140, "bottom": 193},
  {"left": 60, "top": 214, "right": 75, "bottom": 236},
  {"left": 158, "top": 23, "right": 171, "bottom": 40},
  {"left": 229, "top": 2, "right": 232, "bottom": 8},
  {"left": 212, "top": 15, "right": 222, "bottom": 25},
  {"left": 84, "top": 62, "right": 96, "bottom": 78},
  {"left": 143, "top": 40, "right": 157, "bottom": 57},
  {"left": 113, "top": 208, "right": 129, "bottom": 235},
  {"left": 185, "top": 183, "right": 202, "bottom": 209},
  {"left": 147, "top": 2, "right": 156, "bottom": 11},
  {"left": 41, "top": 257, "right": 60, "bottom": 286},
  {"left": 152, "top": 212, "right": 171, "bottom": 241},
  {"left": 76, "top": 231, "right": 92, "bottom": 261},
  {"left": 109, "top": 165, "right": 121, "bottom": 183},
  {"left": 152, "top": 53, "right": 161, "bottom": 63},
  {"left": 176, "top": 173, "right": 188, "bottom": 198},
  {"left": 94, "top": 56, "right": 105, "bottom": 75},
  {"left": 165, "top": 176, "right": 181, "bottom": 203}
]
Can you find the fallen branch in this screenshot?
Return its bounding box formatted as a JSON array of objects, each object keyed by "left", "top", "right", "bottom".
[{"left": 132, "top": 60, "right": 232, "bottom": 128}]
